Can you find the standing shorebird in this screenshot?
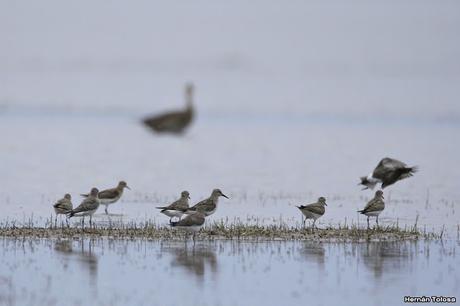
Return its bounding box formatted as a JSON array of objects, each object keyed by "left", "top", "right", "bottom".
[
  {"left": 360, "top": 157, "right": 418, "bottom": 190},
  {"left": 358, "top": 190, "right": 385, "bottom": 229},
  {"left": 142, "top": 83, "right": 194, "bottom": 134},
  {"left": 81, "top": 181, "right": 130, "bottom": 214},
  {"left": 156, "top": 191, "right": 190, "bottom": 222},
  {"left": 170, "top": 211, "right": 206, "bottom": 241},
  {"left": 185, "top": 189, "right": 229, "bottom": 217},
  {"left": 297, "top": 197, "right": 327, "bottom": 229},
  {"left": 53, "top": 194, "right": 73, "bottom": 226},
  {"left": 68, "top": 188, "right": 100, "bottom": 228}
]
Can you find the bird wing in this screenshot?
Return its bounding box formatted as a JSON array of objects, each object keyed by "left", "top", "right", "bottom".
[
  {"left": 143, "top": 111, "right": 189, "bottom": 130},
  {"left": 174, "top": 213, "right": 205, "bottom": 226},
  {"left": 97, "top": 188, "right": 120, "bottom": 199},
  {"left": 373, "top": 158, "right": 406, "bottom": 180},
  {"left": 53, "top": 199, "right": 72, "bottom": 210},
  {"left": 169, "top": 198, "right": 189, "bottom": 211},
  {"left": 72, "top": 197, "right": 99, "bottom": 213},
  {"left": 157, "top": 198, "right": 188, "bottom": 211},
  {"left": 301, "top": 203, "right": 325, "bottom": 215},
  {"left": 361, "top": 198, "right": 384, "bottom": 213},
  {"left": 189, "top": 198, "right": 214, "bottom": 212}
]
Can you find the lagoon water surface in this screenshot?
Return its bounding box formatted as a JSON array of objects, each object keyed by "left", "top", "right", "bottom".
[{"left": 0, "top": 238, "right": 458, "bottom": 306}]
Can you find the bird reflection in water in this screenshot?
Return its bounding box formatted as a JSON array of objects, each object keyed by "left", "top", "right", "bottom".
[
  {"left": 300, "top": 242, "right": 326, "bottom": 269},
  {"left": 360, "top": 241, "right": 411, "bottom": 279},
  {"left": 166, "top": 243, "right": 218, "bottom": 281},
  {"left": 54, "top": 239, "right": 98, "bottom": 279}
]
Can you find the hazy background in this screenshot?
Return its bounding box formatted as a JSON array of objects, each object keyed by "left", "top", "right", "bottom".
[
  {"left": 2, "top": 0, "right": 460, "bottom": 119},
  {"left": 0, "top": 0, "right": 459, "bottom": 232}
]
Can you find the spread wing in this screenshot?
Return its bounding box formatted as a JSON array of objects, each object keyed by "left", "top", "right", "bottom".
[{"left": 373, "top": 158, "right": 406, "bottom": 180}]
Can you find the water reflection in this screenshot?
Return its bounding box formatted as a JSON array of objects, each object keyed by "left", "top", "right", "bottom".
[
  {"left": 359, "top": 242, "right": 411, "bottom": 279},
  {"left": 54, "top": 239, "right": 98, "bottom": 278},
  {"left": 300, "top": 242, "right": 325, "bottom": 268},
  {"left": 164, "top": 243, "right": 218, "bottom": 281},
  {"left": 0, "top": 238, "right": 457, "bottom": 306}
]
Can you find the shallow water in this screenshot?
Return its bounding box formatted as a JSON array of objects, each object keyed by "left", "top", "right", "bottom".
[
  {"left": 0, "top": 238, "right": 458, "bottom": 306},
  {"left": 0, "top": 115, "right": 459, "bottom": 235}
]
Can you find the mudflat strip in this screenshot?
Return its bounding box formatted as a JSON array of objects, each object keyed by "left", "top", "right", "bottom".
[{"left": 0, "top": 224, "right": 440, "bottom": 242}]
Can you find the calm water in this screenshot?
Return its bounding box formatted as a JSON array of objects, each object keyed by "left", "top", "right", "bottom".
[{"left": 0, "top": 238, "right": 458, "bottom": 306}]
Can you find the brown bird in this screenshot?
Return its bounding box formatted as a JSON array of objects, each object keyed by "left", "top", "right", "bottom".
[
  {"left": 358, "top": 190, "right": 385, "bottom": 228},
  {"left": 170, "top": 211, "right": 206, "bottom": 241},
  {"left": 185, "top": 189, "right": 229, "bottom": 217},
  {"left": 81, "top": 181, "right": 130, "bottom": 214},
  {"left": 53, "top": 193, "right": 73, "bottom": 226},
  {"left": 297, "top": 197, "right": 327, "bottom": 229},
  {"left": 360, "top": 157, "right": 418, "bottom": 190},
  {"left": 156, "top": 190, "right": 190, "bottom": 222},
  {"left": 143, "top": 83, "right": 194, "bottom": 134},
  {"left": 68, "top": 188, "right": 100, "bottom": 228}
]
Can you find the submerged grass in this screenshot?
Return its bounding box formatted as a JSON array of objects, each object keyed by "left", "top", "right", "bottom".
[{"left": 0, "top": 218, "right": 442, "bottom": 242}]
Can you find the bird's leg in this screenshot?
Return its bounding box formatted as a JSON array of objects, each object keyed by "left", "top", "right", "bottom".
[
  {"left": 54, "top": 215, "right": 57, "bottom": 229},
  {"left": 90, "top": 215, "right": 92, "bottom": 228},
  {"left": 66, "top": 217, "right": 70, "bottom": 228},
  {"left": 105, "top": 206, "right": 108, "bottom": 215},
  {"left": 376, "top": 215, "right": 379, "bottom": 227},
  {"left": 367, "top": 216, "right": 370, "bottom": 229},
  {"left": 82, "top": 218, "right": 85, "bottom": 229}
]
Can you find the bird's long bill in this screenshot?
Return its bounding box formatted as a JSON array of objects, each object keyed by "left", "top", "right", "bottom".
[
  {"left": 126, "top": 186, "right": 131, "bottom": 190},
  {"left": 324, "top": 203, "right": 328, "bottom": 206},
  {"left": 188, "top": 196, "right": 191, "bottom": 199},
  {"left": 222, "top": 194, "right": 229, "bottom": 199}
]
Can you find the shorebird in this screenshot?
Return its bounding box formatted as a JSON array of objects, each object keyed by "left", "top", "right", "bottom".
[
  {"left": 142, "top": 83, "right": 194, "bottom": 134},
  {"left": 53, "top": 193, "right": 73, "bottom": 226},
  {"left": 185, "top": 189, "right": 229, "bottom": 217},
  {"left": 156, "top": 191, "right": 190, "bottom": 222},
  {"left": 170, "top": 211, "right": 206, "bottom": 240},
  {"left": 360, "top": 157, "right": 418, "bottom": 190},
  {"left": 358, "top": 190, "right": 385, "bottom": 229},
  {"left": 81, "top": 181, "right": 130, "bottom": 214},
  {"left": 68, "top": 188, "right": 100, "bottom": 227},
  {"left": 297, "top": 197, "right": 327, "bottom": 229}
]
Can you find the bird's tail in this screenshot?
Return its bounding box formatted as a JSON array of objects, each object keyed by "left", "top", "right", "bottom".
[
  {"left": 156, "top": 206, "right": 167, "bottom": 210},
  {"left": 66, "top": 210, "right": 75, "bottom": 218},
  {"left": 80, "top": 193, "right": 89, "bottom": 197},
  {"left": 169, "top": 220, "right": 178, "bottom": 227}
]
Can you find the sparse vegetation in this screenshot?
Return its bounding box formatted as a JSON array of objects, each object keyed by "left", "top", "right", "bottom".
[{"left": 0, "top": 217, "right": 442, "bottom": 241}]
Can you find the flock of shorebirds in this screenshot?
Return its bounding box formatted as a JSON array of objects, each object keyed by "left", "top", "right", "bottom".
[
  {"left": 53, "top": 157, "right": 417, "bottom": 233},
  {"left": 52, "top": 84, "right": 418, "bottom": 234}
]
